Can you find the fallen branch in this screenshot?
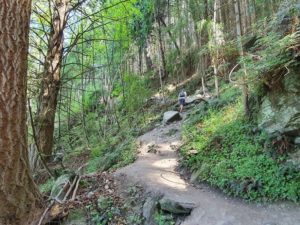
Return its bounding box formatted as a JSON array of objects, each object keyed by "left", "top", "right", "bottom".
[
  {"left": 72, "top": 176, "right": 82, "bottom": 200},
  {"left": 63, "top": 175, "right": 79, "bottom": 201},
  {"left": 37, "top": 201, "right": 55, "bottom": 225}
]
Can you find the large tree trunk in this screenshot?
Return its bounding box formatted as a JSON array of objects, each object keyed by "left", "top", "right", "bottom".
[
  {"left": 36, "top": 0, "right": 69, "bottom": 159},
  {"left": 0, "top": 1, "right": 41, "bottom": 224}
]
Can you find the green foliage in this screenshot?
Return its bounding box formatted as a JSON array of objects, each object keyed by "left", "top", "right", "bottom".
[
  {"left": 154, "top": 211, "right": 175, "bottom": 225},
  {"left": 130, "top": 0, "right": 154, "bottom": 46},
  {"left": 39, "top": 179, "right": 55, "bottom": 194},
  {"left": 182, "top": 101, "right": 300, "bottom": 202},
  {"left": 242, "top": 32, "right": 297, "bottom": 82},
  {"left": 123, "top": 73, "right": 151, "bottom": 114},
  {"left": 87, "top": 133, "right": 137, "bottom": 173}
]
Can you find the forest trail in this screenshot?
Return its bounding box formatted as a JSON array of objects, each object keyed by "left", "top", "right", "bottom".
[{"left": 115, "top": 112, "right": 300, "bottom": 225}]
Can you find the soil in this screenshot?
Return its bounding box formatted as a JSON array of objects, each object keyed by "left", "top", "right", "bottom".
[{"left": 115, "top": 113, "right": 300, "bottom": 225}]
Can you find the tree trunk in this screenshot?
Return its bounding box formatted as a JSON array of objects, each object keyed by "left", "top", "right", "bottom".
[
  {"left": 213, "top": 0, "right": 220, "bottom": 97},
  {"left": 0, "top": 1, "right": 41, "bottom": 224},
  {"left": 157, "top": 19, "right": 167, "bottom": 79},
  {"left": 234, "top": 0, "right": 250, "bottom": 118},
  {"left": 36, "top": 0, "right": 69, "bottom": 159}
]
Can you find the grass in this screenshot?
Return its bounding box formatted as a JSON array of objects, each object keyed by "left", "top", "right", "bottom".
[{"left": 182, "top": 87, "right": 300, "bottom": 202}]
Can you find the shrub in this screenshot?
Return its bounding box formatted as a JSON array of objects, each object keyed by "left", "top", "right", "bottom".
[{"left": 182, "top": 101, "right": 300, "bottom": 202}]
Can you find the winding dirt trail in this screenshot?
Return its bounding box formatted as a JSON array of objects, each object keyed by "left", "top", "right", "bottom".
[{"left": 115, "top": 114, "right": 300, "bottom": 225}]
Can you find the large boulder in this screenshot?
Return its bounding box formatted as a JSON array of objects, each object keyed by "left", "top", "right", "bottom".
[
  {"left": 257, "top": 68, "right": 300, "bottom": 137},
  {"left": 185, "top": 94, "right": 205, "bottom": 105},
  {"left": 163, "top": 111, "right": 182, "bottom": 124}
]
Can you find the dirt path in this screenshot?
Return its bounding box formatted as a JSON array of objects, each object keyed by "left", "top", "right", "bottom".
[{"left": 115, "top": 115, "right": 300, "bottom": 225}]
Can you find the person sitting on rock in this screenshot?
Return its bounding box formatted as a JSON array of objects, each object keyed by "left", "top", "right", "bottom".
[{"left": 178, "top": 89, "right": 187, "bottom": 113}]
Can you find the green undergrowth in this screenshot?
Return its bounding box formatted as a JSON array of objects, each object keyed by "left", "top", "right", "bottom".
[
  {"left": 154, "top": 210, "right": 175, "bottom": 225},
  {"left": 61, "top": 109, "right": 159, "bottom": 173},
  {"left": 39, "top": 178, "right": 55, "bottom": 194},
  {"left": 182, "top": 88, "right": 300, "bottom": 202},
  {"left": 87, "top": 130, "right": 137, "bottom": 173}
]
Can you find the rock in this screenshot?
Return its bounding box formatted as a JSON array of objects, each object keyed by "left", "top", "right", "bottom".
[
  {"left": 294, "top": 137, "right": 300, "bottom": 145},
  {"left": 87, "top": 191, "right": 94, "bottom": 198},
  {"left": 185, "top": 95, "right": 205, "bottom": 105},
  {"left": 50, "top": 174, "right": 70, "bottom": 201},
  {"left": 105, "top": 184, "right": 109, "bottom": 190},
  {"left": 143, "top": 197, "right": 158, "bottom": 225},
  {"left": 287, "top": 149, "right": 300, "bottom": 170},
  {"left": 159, "top": 197, "right": 194, "bottom": 214},
  {"left": 258, "top": 67, "right": 300, "bottom": 137},
  {"left": 147, "top": 144, "right": 159, "bottom": 153},
  {"left": 163, "top": 111, "right": 182, "bottom": 124},
  {"left": 195, "top": 87, "right": 208, "bottom": 95},
  {"left": 190, "top": 170, "right": 200, "bottom": 183},
  {"left": 187, "top": 149, "right": 198, "bottom": 155},
  {"left": 175, "top": 218, "right": 184, "bottom": 225}
]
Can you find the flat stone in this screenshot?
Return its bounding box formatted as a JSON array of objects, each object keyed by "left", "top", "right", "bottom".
[
  {"left": 185, "top": 95, "right": 205, "bottom": 105},
  {"left": 163, "top": 111, "right": 182, "bottom": 124},
  {"left": 159, "top": 197, "right": 194, "bottom": 214}
]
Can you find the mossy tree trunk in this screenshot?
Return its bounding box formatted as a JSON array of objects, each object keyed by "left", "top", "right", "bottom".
[{"left": 0, "top": 0, "right": 41, "bottom": 224}]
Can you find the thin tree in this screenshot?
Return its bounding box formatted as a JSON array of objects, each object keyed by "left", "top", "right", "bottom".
[
  {"left": 0, "top": 0, "right": 41, "bottom": 224},
  {"left": 234, "top": 0, "right": 250, "bottom": 118}
]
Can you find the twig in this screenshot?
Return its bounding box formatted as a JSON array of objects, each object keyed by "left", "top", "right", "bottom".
[{"left": 228, "top": 64, "right": 241, "bottom": 84}]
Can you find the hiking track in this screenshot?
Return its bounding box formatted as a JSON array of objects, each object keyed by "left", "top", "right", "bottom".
[{"left": 115, "top": 114, "right": 300, "bottom": 225}]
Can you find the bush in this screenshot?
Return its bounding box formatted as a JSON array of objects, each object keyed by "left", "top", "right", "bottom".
[
  {"left": 182, "top": 101, "right": 300, "bottom": 202},
  {"left": 39, "top": 179, "right": 55, "bottom": 194},
  {"left": 87, "top": 132, "right": 137, "bottom": 173}
]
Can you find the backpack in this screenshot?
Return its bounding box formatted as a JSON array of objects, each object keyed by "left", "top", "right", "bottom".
[{"left": 179, "top": 91, "right": 185, "bottom": 98}]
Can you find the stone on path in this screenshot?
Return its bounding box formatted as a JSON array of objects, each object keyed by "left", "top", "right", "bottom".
[
  {"left": 163, "top": 111, "right": 182, "bottom": 124},
  {"left": 143, "top": 197, "right": 159, "bottom": 225},
  {"left": 159, "top": 197, "right": 195, "bottom": 214},
  {"left": 185, "top": 95, "right": 205, "bottom": 105}
]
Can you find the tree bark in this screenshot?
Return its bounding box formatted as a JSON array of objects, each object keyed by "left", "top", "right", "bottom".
[
  {"left": 213, "top": 0, "right": 220, "bottom": 97},
  {"left": 36, "top": 0, "right": 70, "bottom": 159},
  {"left": 157, "top": 19, "right": 167, "bottom": 79},
  {"left": 0, "top": 1, "right": 41, "bottom": 224},
  {"left": 234, "top": 0, "right": 250, "bottom": 118}
]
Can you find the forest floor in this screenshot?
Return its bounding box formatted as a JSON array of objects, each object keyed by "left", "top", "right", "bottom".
[{"left": 115, "top": 111, "right": 300, "bottom": 225}]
